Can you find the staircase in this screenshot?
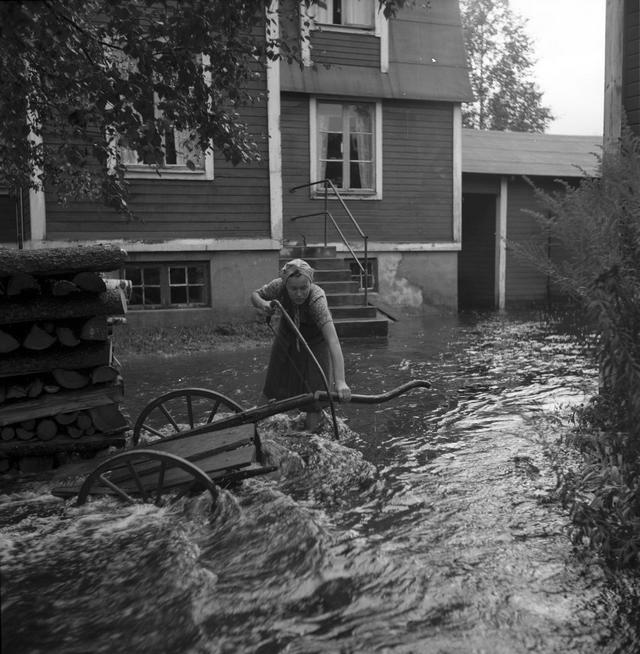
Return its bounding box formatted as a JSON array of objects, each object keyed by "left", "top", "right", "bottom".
[{"left": 280, "top": 245, "right": 390, "bottom": 339}]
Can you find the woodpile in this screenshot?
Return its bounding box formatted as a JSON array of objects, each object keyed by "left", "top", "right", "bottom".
[{"left": 0, "top": 244, "right": 131, "bottom": 472}]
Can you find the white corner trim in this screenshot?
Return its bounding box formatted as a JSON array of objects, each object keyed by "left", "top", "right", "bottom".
[
  {"left": 27, "top": 107, "right": 46, "bottom": 243},
  {"left": 377, "top": 8, "right": 389, "bottom": 72},
  {"left": 299, "top": 2, "right": 313, "bottom": 66},
  {"left": 496, "top": 176, "right": 508, "bottom": 311},
  {"left": 452, "top": 104, "right": 462, "bottom": 244},
  {"left": 28, "top": 188, "right": 46, "bottom": 242},
  {"left": 267, "top": 1, "right": 283, "bottom": 244}
]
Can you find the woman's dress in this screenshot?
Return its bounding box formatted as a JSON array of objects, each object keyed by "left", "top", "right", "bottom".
[{"left": 255, "top": 278, "right": 335, "bottom": 400}]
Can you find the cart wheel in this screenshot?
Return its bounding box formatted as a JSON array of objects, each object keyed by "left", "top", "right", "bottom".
[
  {"left": 133, "top": 388, "right": 244, "bottom": 445},
  {"left": 76, "top": 450, "right": 218, "bottom": 506}
]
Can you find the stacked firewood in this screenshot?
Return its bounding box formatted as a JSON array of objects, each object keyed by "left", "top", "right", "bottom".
[{"left": 0, "top": 244, "right": 130, "bottom": 470}]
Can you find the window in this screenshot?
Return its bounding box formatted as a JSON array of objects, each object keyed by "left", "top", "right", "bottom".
[
  {"left": 108, "top": 49, "right": 214, "bottom": 180},
  {"left": 124, "top": 263, "right": 209, "bottom": 309},
  {"left": 312, "top": 0, "right": 375, "bottom": 29},
  {"left": 311, "top": 99, "right": 382, "bottom": 197}
]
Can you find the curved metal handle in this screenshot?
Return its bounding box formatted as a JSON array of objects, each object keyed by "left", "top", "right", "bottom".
[{"left": 314, "top": 379, "right": 431, "bottom": 404}]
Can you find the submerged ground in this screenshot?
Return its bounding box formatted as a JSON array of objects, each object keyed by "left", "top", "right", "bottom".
[{"left": 1, "top": 309, "right": 639, "bottom": 653}]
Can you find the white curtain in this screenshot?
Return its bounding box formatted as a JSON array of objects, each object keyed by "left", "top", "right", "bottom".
[
  {"left": 342, "top": 0, "right": 374, "bottom": 27},
  {"left": 349, "top": 104, "right": 373, "bottom": 189}
]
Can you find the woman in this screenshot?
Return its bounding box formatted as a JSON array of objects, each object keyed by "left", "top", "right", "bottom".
[{"left": 251, "top": 258, "right": 351, "bottom": 431}]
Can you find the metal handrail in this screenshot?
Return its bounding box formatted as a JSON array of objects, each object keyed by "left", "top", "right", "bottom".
[{"left": 289, "top": 179, "right": 370, "bottom": 305}]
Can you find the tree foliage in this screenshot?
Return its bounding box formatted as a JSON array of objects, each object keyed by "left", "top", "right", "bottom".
[
  {"left": 0, "top": 0, "right": 409, "bottom": 216},
  {"left": 459, "top": 0, "right": 553, "bottom": 132}
]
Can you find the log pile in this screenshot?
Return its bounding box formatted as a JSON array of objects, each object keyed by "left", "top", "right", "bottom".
[{"left": 0, "top": 244, "right": 131, "bottom": 471}]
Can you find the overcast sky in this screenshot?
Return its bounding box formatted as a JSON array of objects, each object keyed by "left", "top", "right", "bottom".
[{"left": 507, "top": 0, "right": 606, "bottom": 135}]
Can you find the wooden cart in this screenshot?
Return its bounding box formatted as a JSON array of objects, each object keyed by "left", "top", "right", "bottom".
[{"left": 50, "top": 380, "right": 431, "bottom": 507}]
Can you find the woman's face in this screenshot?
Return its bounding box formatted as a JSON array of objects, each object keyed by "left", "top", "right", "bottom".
[{"left": 285, "top": 275, "right": 311, "bottom": 305}]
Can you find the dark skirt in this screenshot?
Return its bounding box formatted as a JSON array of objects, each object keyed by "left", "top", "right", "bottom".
[{"left": 263, "top": 322, "right": 334, "bottom": 401}]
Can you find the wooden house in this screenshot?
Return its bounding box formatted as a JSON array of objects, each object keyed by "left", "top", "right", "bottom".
[
  {"left": 461, "top": 129, "right": 602, "bottom": 310},
  {"left": 1, "top": 0, "right": 473, "bottom": 329}
]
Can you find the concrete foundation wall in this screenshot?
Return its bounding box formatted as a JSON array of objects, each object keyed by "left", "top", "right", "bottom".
[
  {"left": 124, "top": 250, "right": 280, "bottom": 329},
  {"left": 376, "top": 251, "right": 458, "bottom": 312}
]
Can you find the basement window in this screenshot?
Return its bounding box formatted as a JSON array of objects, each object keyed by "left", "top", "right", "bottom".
[{"left": 123, "top": 263, "right": 209, "bottom": 309}]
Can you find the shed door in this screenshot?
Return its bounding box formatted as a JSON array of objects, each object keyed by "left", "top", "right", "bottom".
[{"left": 458, "top": 193, "right": 496, "bottom": 310}]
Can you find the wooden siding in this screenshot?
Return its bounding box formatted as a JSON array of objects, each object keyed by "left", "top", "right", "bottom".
[
  {"left": 45, "top": 92, "right": 271, "bottom": 241},
  {"left": 280, "top": 0, "right": 473, "bottom": 103},
  {"left": 281, "top": 94, "right": 454, "bottom": 244},
  {"left": 624, "top": 0, "right": 640, "bottom": 132},
  {"left": 505, "top": 178, "right": 567, "bottom": 305},
  {"left": 310, "top": 31, "right": 379, "bottom": 68}
]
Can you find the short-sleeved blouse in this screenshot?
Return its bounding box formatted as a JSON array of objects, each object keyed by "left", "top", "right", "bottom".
[{"left": 256, "top": 278, "right": 333, "bottom": 329}]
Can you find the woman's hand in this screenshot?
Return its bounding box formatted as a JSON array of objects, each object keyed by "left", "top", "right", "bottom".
[
  {"left": 259, "top": 298, "right": 276, "bottom": 318},
  {"left": 335, "top": 381, "right": 351, "bottom": 402}
]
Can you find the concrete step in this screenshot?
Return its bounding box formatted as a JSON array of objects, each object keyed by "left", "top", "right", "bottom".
[
  {"left": 331, "top": 305, "right": 378, "bottom": 319},
  {"left": 334, "top": 316, "right": 389, "bottom": 338},
  {"left": 317, "top": 280, "right": 359, "bottom": 294},
  {"left": 326, "top": 292, "right": 365, "bottom": 306}
]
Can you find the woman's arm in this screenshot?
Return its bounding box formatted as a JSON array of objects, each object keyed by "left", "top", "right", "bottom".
[
  {"left": 251, "top": 290, "right": 275, "bottom": 317},
  {"left": 321, "top": 321, "right": 351, "bottom": 401}
]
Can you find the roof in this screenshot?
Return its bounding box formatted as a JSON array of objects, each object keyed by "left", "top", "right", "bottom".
[{"left": 462, "top": 129, "right": 603, "bottom": 178}]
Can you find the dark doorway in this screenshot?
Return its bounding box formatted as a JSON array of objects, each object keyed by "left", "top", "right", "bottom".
[
  {"left": 0, "top": 191, "right": 25, "bottom": 246},
  {"left": 459, "top": 193, "right": 496, "bottom": 310}
]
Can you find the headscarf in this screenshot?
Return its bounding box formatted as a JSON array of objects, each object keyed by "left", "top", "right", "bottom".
[{"left": 280, "top": 258, "right": 314, "bottom": 283}]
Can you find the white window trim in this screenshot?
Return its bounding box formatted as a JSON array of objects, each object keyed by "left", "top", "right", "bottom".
[
  {"left": 107, "top": 54, "right": 214, "bottom": 181},
  {"left": 299, "top": 1, "right": 388, "bottom": 71},
  {"left": 309, "top": 96, "right": 383, "bottom": 200}
]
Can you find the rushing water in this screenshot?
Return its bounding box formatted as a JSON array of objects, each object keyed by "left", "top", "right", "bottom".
[{"left": 1, "top": 311, "right": 639, "bottom": 653}]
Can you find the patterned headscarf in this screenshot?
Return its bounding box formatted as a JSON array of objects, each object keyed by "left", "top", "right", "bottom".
[{"left": 280, "top": 258, "right": 314, "bottom": 283}]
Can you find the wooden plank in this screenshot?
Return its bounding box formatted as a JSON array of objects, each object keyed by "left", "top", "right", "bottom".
[
  {"left": 51, "top": 424, "right": 255, "bottom": 482},
  {"left": 144, "top": 423, "right": 254, "bottom": 458},
  {"left": 110, "top": 446, "right": 255, "bottom": 489},
  {"left": 0, "top": 341, "right": 111, "bottom": 379},
  {"left": 0, "top": 383, "right": 124, "bottom": 426},
  {"left": 0, "top": 288, "right": 126, "bottom": 326}
]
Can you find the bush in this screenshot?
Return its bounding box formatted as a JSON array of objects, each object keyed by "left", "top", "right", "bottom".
[{"left": 519, "top": 126, "right": 640, "bottom": 568}]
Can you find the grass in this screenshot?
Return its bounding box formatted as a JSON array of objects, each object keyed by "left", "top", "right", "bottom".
[{"left": 111, "top": 319, "right": 272, "bottom": 356}]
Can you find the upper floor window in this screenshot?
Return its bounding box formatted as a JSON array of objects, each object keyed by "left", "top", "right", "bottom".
[
  {"left": 108, "top": 49, "right": 214, "bottom": 181},
  {"left": 311, "top": 99, "right": 382, "bottom": 198},
  {"left": 117, "top": 92, "right": 214, "bottom": 180},
  {"left": 313, "top": 0, "right": 375, "bottom": 29}
]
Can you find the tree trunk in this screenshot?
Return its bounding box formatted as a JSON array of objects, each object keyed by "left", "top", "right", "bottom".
[{"left": 0, "top": 244, "right": 127, "bottom": 277}]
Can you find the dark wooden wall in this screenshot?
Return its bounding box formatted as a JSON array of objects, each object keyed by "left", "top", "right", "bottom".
[
  {"left": 281, "top": 94, "right": 454, "bottom": 244},
  {"left": 505, "top": 177, "right": 571, "bottom": 305},
  {"left": 624, "top": 0, "right": 640, "bottom": 132},
  {"left": 310, "top": 31, "right": 380, "bottom": 67},
  {"left": 44, "top": 92, "right": 271, "bottom": 241}
]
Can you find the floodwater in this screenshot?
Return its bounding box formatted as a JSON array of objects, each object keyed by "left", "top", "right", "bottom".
[{"left": 1, "top": 310, "right": 639, "bottom": 653}]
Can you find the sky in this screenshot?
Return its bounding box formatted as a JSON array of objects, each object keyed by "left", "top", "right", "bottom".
[{"left": 507, "top": 0, "right": 606, "bottom": 136}]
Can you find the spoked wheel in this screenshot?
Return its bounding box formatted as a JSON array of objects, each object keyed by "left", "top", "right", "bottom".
[
  {"left": 76, "top": 450, "right": 219, "bottom": 506},
  {"left": 133, "top": 388, "right": 245, "bottom": 445}
]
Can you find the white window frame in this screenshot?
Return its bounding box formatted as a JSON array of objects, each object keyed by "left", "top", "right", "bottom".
[
  {"left": 309, "top": 97, "right": 383, "bottom": 200},
  {"left": 107, "top": 53, "right": 214, "bottom": 181},
  {"left": 299, "top": 1, "right": 388, "bottom": 71}
]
